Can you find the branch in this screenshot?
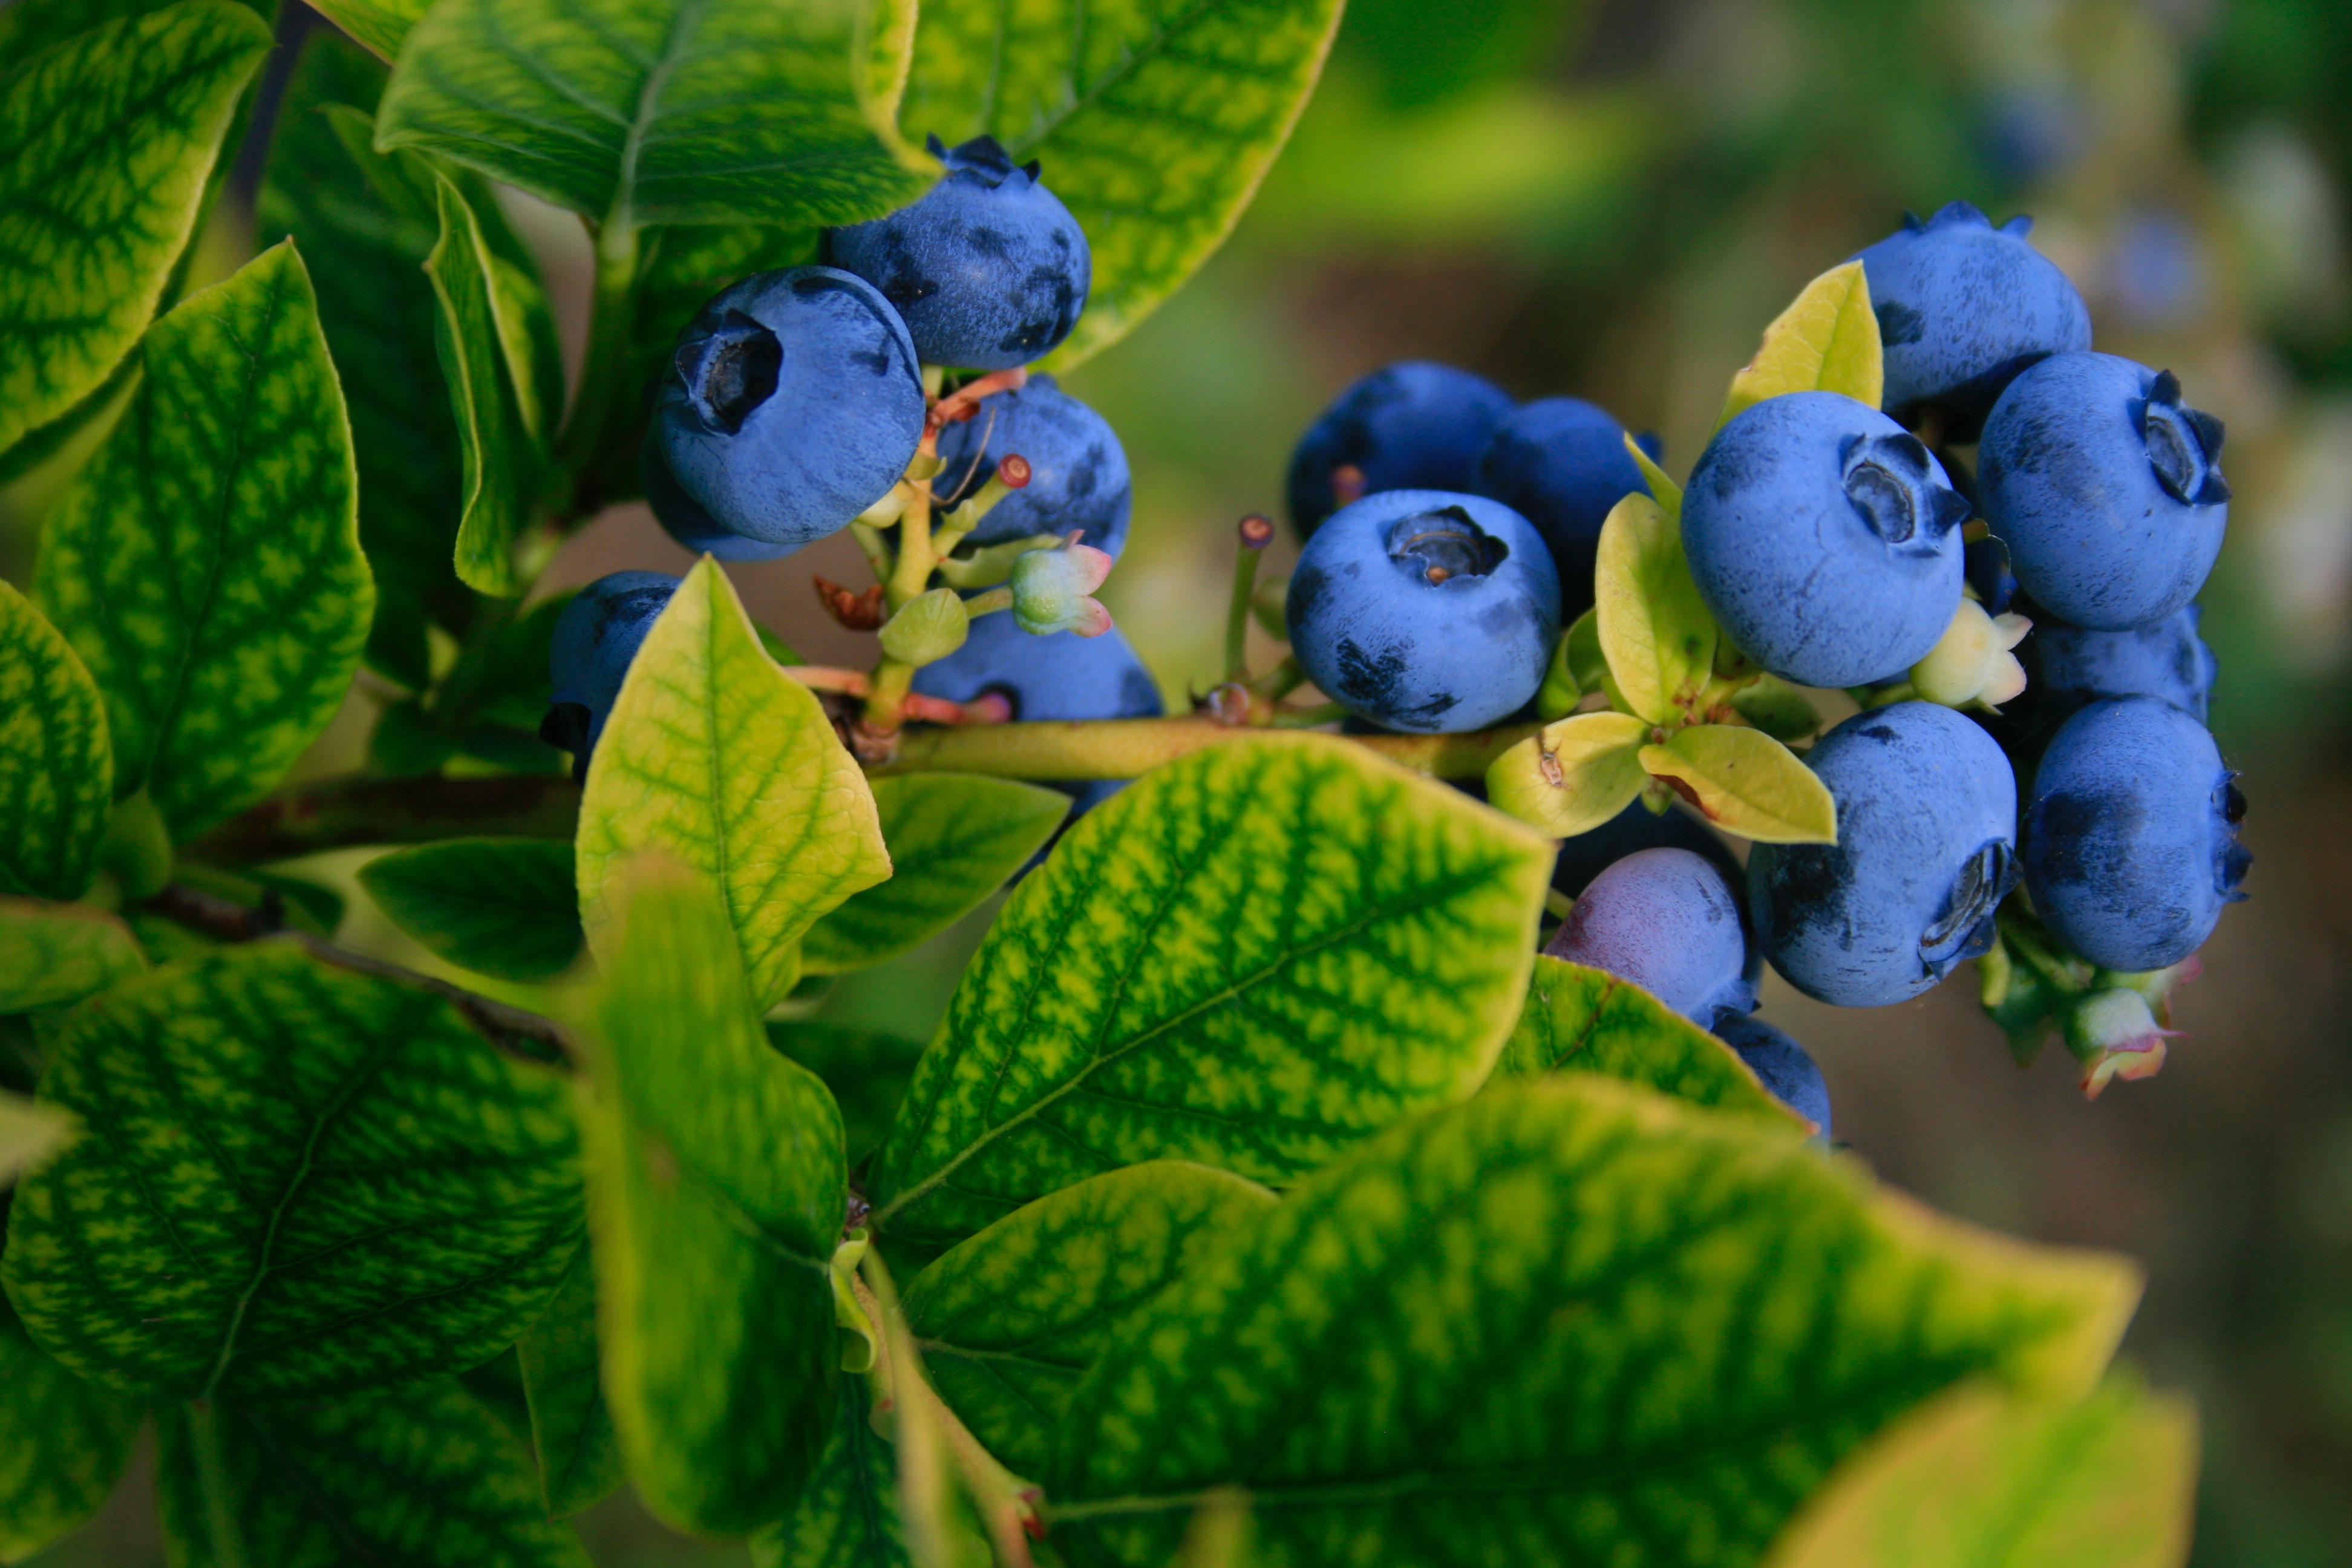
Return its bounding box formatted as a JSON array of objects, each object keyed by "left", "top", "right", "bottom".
[
  {"left": 188, "top": 775, "right": 580, "bottom": 864},
  {"left": 871, "top": 717, "right": 1540, "bottom": 782}
]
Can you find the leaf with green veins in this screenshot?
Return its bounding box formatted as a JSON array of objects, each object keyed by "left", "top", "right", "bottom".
[
  {"left": 299, "top": 0, "right": 434, "bottom": 62},
  {"left": 154, "top": 1379, "right": 593, "bottom": 1568},
  {"left": 1, "top": 941, "right": 581, "bottom": 1400},
  {"left": 903, "top": 1162, "right": 1276, "bottom": 1477},
  {"left": 0, "top": 0, "right": 253, "bottom": 64},
  {"left": 1641, "top": 724, "right": 1838, "bottom": 844},
  {"left": 900, "top": 0, "right": 1346, "bottom": 370},
  {"left": 1762, "top": 1374, "right": 2197, "bottom": 1568},
  {"left": 803, "top": 776, "right": 1069, "bottom": 976},
  {"left": 869, "top": 732, "right": 1551, "bottom": 1257},
  {"left": 374, "top": 0, "right": 931, "bottom": 229},
  {"left": 751, "top": 1382, "right": 914, "bottom": 1568},
  {"left": 1483, "top": 711, "right": 1651, "bottom": 839},
  {"left": 0, "top": 1295, "right": 143, "bottom": 1563},
  {"left": 518, "top": 1243, "right": 623, "bottom": 1520},
  {"left": 34, "top": 240, "right": 372, "bottom": 842},
  {"left": 767, "top": 1022, "right": 927, "bottom": 1168},
  {"left": 359, "top": 838, "right": 584, "bottom": 983},
  {"left": 1625, "top": 432, "right": 1682, "bottom": 520},
  {"left": 1046, "top": 1076, "right": 2143, "bottom": 1568},
  {"left": 1730, "top": 674, "right": 1824, "bottom": 741},
  {"left": 425, "top": 173, "right": 540, "bottom": 598},
  {"left": 581, "top": 856, "right": 848, "bottom": 1536},
  {"left": 577, "top": 558, "right": 891, "bottom": 1010},
  {"left": 1596, "top": 492, "right": 1716, "bottom": 725},
  {"left": 1489, "top": 956, "right": 1800, "bottom": 1126},
  {"left": 0, "top": 898, "right": 145, "bottom": 1013},
  {"left": 1718, "top": 260, "right": 1884, "bottom": 430},
  {"left": 0, "top": 1, "right": 270, "bottom": 461},
  {"left": 0, "top": 581, "right": 110, "bottom": 901}
]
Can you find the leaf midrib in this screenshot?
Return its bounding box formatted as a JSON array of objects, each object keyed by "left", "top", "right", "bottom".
[
  {"left": 989, "top": 0, "right": 1227, "bottom": 159},
  {"left": 606, "top": 0, "right": 708, "bottom": 232}
]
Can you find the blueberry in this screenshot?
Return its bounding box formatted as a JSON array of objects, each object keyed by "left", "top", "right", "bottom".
[
  {"left": 1683, "top": 392, "right": 1972, "bottom": 688},
  {"left": 656, "top": 266, "right": 924, "bottom": 550},
  {"left": 826, "top": 136, "right": 1089, "bottom": 371},
  {"left": 1285, "top": 489, "right": 1561, "bottom": 734},
  {"left": 2026, "top": 603, "right": 2217, "bottom": 723},
  {"left": 1979, "top": 353, "right": 2230, "bottom": 630},
  {"left": 540, "top": 570, "right": 679, "bottom": 777},
  {"left": 1749, "top": 702, "right": 2020, "bottom": 1007},
  {"left": 1467, "top": 396, "right": 1654, "bottom": 615},
  {"left": 1553, "top": 799, "right": 1739, "bottom": 900},
  {"left": 1286, "top": 361, "right": 1515, "bottom": 537},
  {"left": 935, "top": 374, "right": 1129, "bottom": 556},
  {"left": 2020, "top": 696, "right": 2248, "bottom": 972},
  {"left": 911, "top": 608, "right": 1162, "bottom": 822},
  {"left": 641, "top": 428, "right": 796, "bottom": 562},
  {"left": 1850, "top": 201, "right": 2091, "bottom": 430},
  {"left": 1712, "top": 1014, "right": 1832, "bottom": 1138},
  {"left": 1543, "top": 847, "right": 1758, "bottom": 1027}
]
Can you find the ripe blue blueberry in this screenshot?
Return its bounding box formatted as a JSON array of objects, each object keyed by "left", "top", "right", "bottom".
[
  {"left": 656, "top": 266, "right": 924, "bottom": 550},
  {"left": 1683, "top": 392, "right": 1972, "bottom": 688},
  {"left": 1712, "top": 1014, "right": 1832, "bottom": 1138},
  {"left": 2020, "top": 696, "right": 2249, "bottom": 973},
  {"left": 1285, "top": 489, "right": 1561, "bottom": 734},
  {"left": 1979, "top": 353, "right": 2230, "bottom": 630},
  {"left": 1749, "top": 702, "right": 2019, "bottom": 1007},
  {"left": 826, "top": 136, "right": 1089, "bottom": 371},
  {"left": 935, "top": 374, "right": 1130, "bottom": 556},
  {"left": 1542, "top": 847, "right": 1758, "bottom": 1027},
  {"left": 2026, "top": 603, "right": 2216, "bottom": 724},
  {"left": 1553, "top": 799, "right": 1738, "bottom": 900},
  {"left": 1850, "top": 201, "right": 2091, "bottom": 429},
  {"left": 641, "top": 430, "right": 794, "bottom": 562},
  {"left": 540, "top": 570, "right": 679, "bottom": 777},
  {"left": 1468, "top": 397, "right": 1656, "bottom": 615},
  {"left": 1286, "top": 362, "right": 1515, "bottom": 537}
]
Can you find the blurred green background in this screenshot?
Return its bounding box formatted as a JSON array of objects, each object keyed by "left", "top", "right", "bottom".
[{"left": 10, "top": 0, "right": 2352, "bottom": 1561}]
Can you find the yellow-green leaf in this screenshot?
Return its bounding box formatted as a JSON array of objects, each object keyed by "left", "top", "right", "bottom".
[
  {"left": 1483, "top": 710, "right": 1651, "bottom": 839},
  {"left": 425, "top": 173, "right": 538, "bottom": 598},
  {"left": 0, "top": 897, "right": 144, "bottom": 1013},
  {"left": 1596, "top": 492, "right": 1716, "bottom": 725},
  {"left": 0, "top": 1296, "right": 142, "bottom": 1562},
  {"left": 0, "top": 1, "right": 270, "bottom": 460},
  {"left": 577, "top": 558, "right": 891, "bottom": 1009},
  {"left": 300, "top": 0, "right": 431, "bottom": 60},
  {"left": 1729, "top": 674, "right": 1824, "bottom": 742},
  {"left": 0, "top": 582, "right": 111, "bottom": 901},
  {"left": 0, "top": 1088, "right": 74, "bottom": 1186},
  {"left": 34, "top": 241, "right": 371, "bottom": 841},
  {"left": 1624, "top": 431, "right": 1683, "bottom": 520},
  {"left": 1718, "top": 259, "right": 1884, "bottom": 430},
  {"left": 1492, "top": 955, "right": 1800, "bottom": 1126},
  {"left": 1640, "top": 723, "right": 1839, "bottom": 844},
  {"left": 1762, "top": 1374, "right": 2197, "bottom": 1568}
]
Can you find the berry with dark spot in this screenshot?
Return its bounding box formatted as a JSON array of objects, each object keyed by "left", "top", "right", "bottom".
[
  {"left": 1285, "top": 489, "right": 1560, "bottom": 734},
  {"left": 1712, "top": 1014, "right": 1832, "bottom": 1137},
  {"left": 540, "top": 570, "right": 679, "bottom": 778},
  {"left": 1683, "top": 392, "right": 1972, "bottom": 688},
  {"left": 1749, "top": 702, "right": 2019, "bottom": 1007},
  {"left": 1468, "top": 396, "right": 1655, "bottom": 616},
  {"left": 1850, "top": 201, "right": 2091, "bottom": 431},
  {"left": 1286, "top": 362, "right": 1515, "bottom": 537},
  {"left": 935, "top": 373, "right": 1129, "bottom": 556},
  {"left": 2020, "top": 696, "right": 2248, "bottom": 972},
  {"left": 641, "top": 428, "right": 795, "bottom": 561},
  {"left": 1544, "top": 847, "right": 1758, "bottom": 1027},
  {"left": 1979, "top": 353, "right": 2230, "bottom": 630},
  {"left": 826, "top": 135, "right": 1090, "bottom": 371},
  {"left": 656, "top": 266, "right": 924, "bottom": 551}
]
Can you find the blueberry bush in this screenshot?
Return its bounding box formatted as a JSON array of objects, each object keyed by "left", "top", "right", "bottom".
[{"left": 0, "top": 1, "right": 2228, "bottom": 1563}]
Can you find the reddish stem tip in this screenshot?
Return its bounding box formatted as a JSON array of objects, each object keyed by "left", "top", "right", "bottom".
[
  {"left": 999, "top": 452, "right": 1032, "bottom": 488},
  {"left": 1238, "top": 512, "right": 1275, "bottom": 549},
  {"left": 1331, "top": 465, "right": 1367, "bottom": 505}
]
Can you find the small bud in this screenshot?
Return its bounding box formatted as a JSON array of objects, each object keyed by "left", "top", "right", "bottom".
[
  {"left": 1010, "top": 533, "right": 1116, "bottom": 636},
  {"left": 877, "top": 587, "right": 972, "bottom": 666},
  {"left": 1909, "top": 598, "right": 2031, "bottom": 710},
  {"left": 814, "top": 575, "right": 887, "bottom": 631},
  {"left": 1203, "top": 682, "right": 1252, "bottom": 725},
  {"left": 2067, "top": 987, "right": 2180, "bottom": 1099},
  {"left": 1238, "top": 514, "right": 1275, "bottom": 550}
]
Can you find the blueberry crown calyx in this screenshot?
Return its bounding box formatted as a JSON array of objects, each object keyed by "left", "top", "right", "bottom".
[
  {"left": 1840, "top": 433, "right": 1971, "bottom": 547},
  {"left": 927, "top": 132, "right": 1043, "bottom": 188},
  {"left": 2140, "top": 372, "right": 2231, "bottom": 506},
  {"left": 1385, "top": 506, "right": 1507, "bottom": 584},
  {"left": 676, "top": 312, "right": 782, "bottom": 434},
  {"left": 1898, "top": 201, "right": 2036, "bottom": 239},
  {"left": 1919, "top": 839, "right": 2017, "bottom": 969}
]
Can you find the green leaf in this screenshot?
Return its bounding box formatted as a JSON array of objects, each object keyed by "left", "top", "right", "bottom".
[
  {"left": 1624, "top": 433, "right": 1682, "bottom": 521},
  {"left": 1730, "top": 675, "right": 1823, "bottom": 742},
  {"left": 0, "top": 0, "right": 253, "bottom": 65},
  {"left": 2, "top": 941, "right": 581, "bottom": 1399},
  {"left": 904, "top": 1161, "right": 1275, "bottom": 1477},
  {"left": 1718, "top": 260, "right": 1884, "bottom": 430},
  {"left": 869, "top": 732, "right": 1552, "bottom": 1256},
  {"left": 580, "top": 857, "right": 847, "bottom": 1536},
  {"left": 1639, "top": 723, "right": 1839, "bottom": 844},
  {"left": 1595, "top": 492, "right": 1716, "bottom": 726},
  {"left": 1761, "top": 1375, "right": 2197, "bottom": 1568},
  {"left": 0, "top": 1, "right": 271, "bottom": 460},
  {"left": 34, "top": 241, "right": 373, "bottom": 841},
  {"left": 1046, "top": 1076, "right": 2144, "bottom": 1568},
  {"left": 1483, "top": 710, "right": 1651, "bottom": 839},
  {"left": 517, "top": 1243, "right": 624, "bottom": 1519},
  {"left": 0, "top": 1086, "right": 75, "bottom": 1184},
  {"left": 359, "top": 838, "right": 584, "bottom": 983},
  {"left": 768, "top": 1021, "right": 929, "bottom": 1168},
  {"left": 425, "top": 173, "right": 541, "bottom": 598},
  {"left": 577, "top": 557, "right": 892, "bottom": 1010},
  {"left": 0, "top": 1295, "right": 143, "bottom": 1562},
  {"left": 374, "top": 0, "right": 930, "bottom": 229},
  {"left": 0, "top": 581, "right": 110, "bottom": 900},
  {"left": 803, "top": 776, "right": 1068, "bottom": 976},
  {"left": 155, "top": 1379, "right": 593, "bottom": 1568},
  {"left": 0, "top": 897, "right": 145, "bottom": 1013},
  {"left": 1491, "top": 956, "right": 1800, "bottom": 1126},
  {"left": 301, "top": 0, "right": 432, "bottom": 62},
  {"left": 900, "top": 0, "right": 1346, "bottom": 369},
  {"left": 751, "top": 1386, "right": 913, "bottom": 1568}
]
